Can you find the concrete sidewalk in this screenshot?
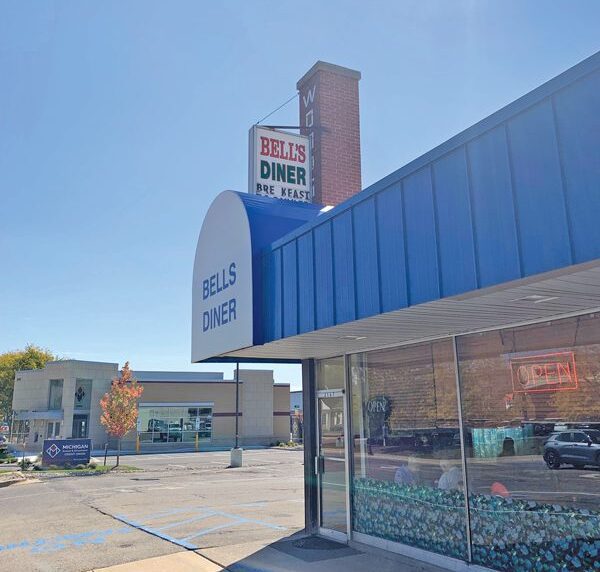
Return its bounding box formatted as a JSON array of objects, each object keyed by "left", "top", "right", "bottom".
[{"left": 94, "top": 534, "right": 452, "bottom": 572}]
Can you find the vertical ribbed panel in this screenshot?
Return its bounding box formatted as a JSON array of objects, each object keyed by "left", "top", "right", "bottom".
[
  {"left": 467, "top": 126, "right": 521, "bottom": 286},
  {"left": 314, "top": 223, "right": 335, "bottom": 329},
  {"left": 333, "top": 211, "right": 356, "bottom": 324},
  {"left": 282, "top": 242, "right": 298, "bottom": 338},
  {"left": 270, "top": 249, "right": 282, "bottom": 340},
  {"left": 403, "top": 168, "right": 440, "bottom": 305},
  {"left": 507, "top": 101, "right": 572, "bottom": 275},
  {"left": 377, "top": 184, "right": 408, "bottom": 312},
  {"left": 553, "top": 69, "right": 600, "bottom": 264},
  {"left": 432, "top": 148, "right": 478, "bottom": 296},
  {"left": 353, "top": 198, "right": 380, "bottom": 319},
  {"left": 297, "top": 232, "right": 315, "bottom": 334}
]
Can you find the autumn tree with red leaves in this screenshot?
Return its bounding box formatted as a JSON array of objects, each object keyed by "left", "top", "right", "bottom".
[{"left": 100, "top": 362, "right": 143, "bottom": 467}]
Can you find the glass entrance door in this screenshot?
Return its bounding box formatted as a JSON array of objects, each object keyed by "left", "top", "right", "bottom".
[
  {"left": 72, "top": 415, "right": 88, "bottom": 438},
  {"left": 317, "top": 389, "right": 348, "bottom": 539}
]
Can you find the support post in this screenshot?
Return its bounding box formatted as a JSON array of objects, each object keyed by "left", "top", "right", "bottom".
[
  {"left": 235, "top": 362, "right": 240, "bottom": 449},
  {"left": 302, "top": 359, "right": 319, "bottom": 534},
  {"left": 230, "top": 362, "right": 243, "bottom": 468},
  {"left": 453, "top": 336, "right": 473, "bottom": 563}
]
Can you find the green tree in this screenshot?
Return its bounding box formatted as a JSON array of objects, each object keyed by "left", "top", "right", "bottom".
[{"left": 0, "top": 344, "right": 55, "bottom": 421}]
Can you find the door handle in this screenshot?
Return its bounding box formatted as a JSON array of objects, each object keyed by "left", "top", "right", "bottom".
[{"left": 315, "top": 455, "right": 325, "bottom": 475}]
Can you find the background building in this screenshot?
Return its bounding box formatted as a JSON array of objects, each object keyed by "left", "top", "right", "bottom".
[
  {"left": 11, "top": 360, "right": 290, "bottom": 451},
  {"left": 290, "top": 390, "right": 303, "bottom": 443}
]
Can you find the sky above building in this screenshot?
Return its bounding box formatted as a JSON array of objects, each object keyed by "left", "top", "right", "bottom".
[{"left": 1, "top": 1, "right": 599, "bottom": 390}]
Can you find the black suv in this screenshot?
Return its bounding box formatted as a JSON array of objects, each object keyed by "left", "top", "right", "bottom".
[{"left": 543, "top": 429, "right": 600, "bottom": 469}]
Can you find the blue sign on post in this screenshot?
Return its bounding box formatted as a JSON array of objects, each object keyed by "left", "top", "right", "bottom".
[{"left": 42, "top": 438, "right": 91, "bottom": 466}]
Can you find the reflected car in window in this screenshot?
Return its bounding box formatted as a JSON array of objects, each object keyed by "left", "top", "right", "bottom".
[{"left": 543, "top": 430, "right": 600, "bottom": 469}]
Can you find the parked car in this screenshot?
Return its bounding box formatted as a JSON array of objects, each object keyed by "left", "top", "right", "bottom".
[
  {"left": 0, "top": 423, "right": 9, "bottom": 433},
  {"left": 543, "top": 430, "right": 600, "bottom": 469},
  {"left": 160, "top": 423, "right": 182, "bottom": 442}
]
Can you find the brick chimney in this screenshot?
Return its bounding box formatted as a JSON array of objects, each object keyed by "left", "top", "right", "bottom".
[{"left": 297, "top": 61, "right": 362, "bottom": 206}]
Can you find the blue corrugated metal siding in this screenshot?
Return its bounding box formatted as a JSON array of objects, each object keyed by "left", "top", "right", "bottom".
[
  {"left": 261, "top": 52, "right": 600, "bottom": 344},
  {"left": 236, "top": 192, "right": 321, "bottom": 346},
  {"left": 432, "top": 148, "right": 478, "bottom": 296},
  {"left": 467, "top": 126, "right": 521, "bottom": 286},
  {"left": 297, "top": 232, "right": 315, "bottom": 334},
  {"left": 353, "top": 198, "right": 380, "bottom": 319},
  {"left": 403, "top": 168, "right": 440, "bottom": 304},
  {"left": 507, "top": 100, "right": 572, "bottom": 274},
  {"left": 553, "top": 69, "right": 600, "bottom": 263},
  {"left": 282, "top": 242, "right": 298, "bottom": 338},
  {"left": 333, "top": 211, "right": 356, "bottom": 324},
  {"left": 263, "top": 249, "right": 283, "bottom": 342},
  {"left": 376, "top": 185, "right": 408, "bottom": 312},
  {"left": 313, "top": 222, "right": 335, "bottom": 329}
]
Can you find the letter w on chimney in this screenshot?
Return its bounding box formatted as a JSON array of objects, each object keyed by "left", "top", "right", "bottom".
[{"left": 303, "top": 85, "right": 316, "bottom": 107}]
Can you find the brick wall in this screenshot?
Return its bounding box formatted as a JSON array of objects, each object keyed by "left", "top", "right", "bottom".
[{"left": 297, "top": 61, "right": 361, "bottom": 206}]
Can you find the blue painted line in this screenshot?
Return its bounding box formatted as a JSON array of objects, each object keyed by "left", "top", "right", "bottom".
[
  {"left": 110, "top": 505, "right": 286, "bottom": 549},
  {"left": 210, "top": 509, "right": 286, "bottom": 531},
  {"left": 113, "top": 515, "right": 198, "bottom": 550},
  {"left": 238, "top": 502, "right": 268, "bottom": 508},
  {"left": 154, "top": 511, "right": 215, "bottom": 531},
  {"left": 0, "top": 526, "right": 133, "bottom": 555},
  {"left": 182, "top": 520, "right": 244, "bottom": 542},
  {"left": 134, "top": 507, "right": 192, "bottom": 523}
]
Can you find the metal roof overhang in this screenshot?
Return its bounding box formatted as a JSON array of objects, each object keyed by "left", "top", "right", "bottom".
[{"left": 211, "top": 260, "right": 600, "bottom": 362}]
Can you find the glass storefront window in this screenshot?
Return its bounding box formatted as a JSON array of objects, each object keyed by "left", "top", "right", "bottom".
[
  {"left": 48, "top": 379, "right": 63, "bottom": 410},
  {"left": 350, "top": 340, "right": 468, "bottom": 560},
  {"left": 74, "top": 379, "right": 92, "bottom": 410},
  {"left": 12, "top": 419, "right": 30, "bottom": 444},
  {"left": 457, "top": 313, "right": 600, "bottom": 571},
  {"left": 137, "top": 405, "right": 213, "bottom": 443}
]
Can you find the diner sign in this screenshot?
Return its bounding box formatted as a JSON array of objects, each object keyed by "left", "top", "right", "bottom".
[
  {"left": 191, "top": 191, "right": 254, "bottom": 363},
  {"left": 248, "top": 126, "right": 312, "bottom": 202}
]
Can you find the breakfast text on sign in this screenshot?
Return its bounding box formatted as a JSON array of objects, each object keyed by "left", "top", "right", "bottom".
[{"left": 202, "top": 262, "right": 237, "bottom": 332}]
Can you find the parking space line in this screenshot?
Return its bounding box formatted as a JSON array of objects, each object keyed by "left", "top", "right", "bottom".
[
  {"left": 113, "top": 514, "right": 199, "bottom": 550},
  {"left": 155, "top": 512, "right": 215, "bottom": 531},
  {"left": 182, "top": 521, "right": 243, "bottom": 542},
  {"left": 110, "top": 504, "right": 288, "bottom": 551},
  {"left": 136, "top": 508, "right": 191, "bottom": 523}
]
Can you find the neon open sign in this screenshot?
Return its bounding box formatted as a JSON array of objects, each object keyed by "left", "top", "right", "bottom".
[{"left": 509, "top": 351, "right": 578, "bottom": 393}]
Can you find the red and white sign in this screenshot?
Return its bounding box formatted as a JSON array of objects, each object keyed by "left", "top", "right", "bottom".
[
  {"left": 248, "top": 126, "right": 312, "bottom": 203},
  {"left": 509, "top": 351, "right": 578, "bottom": 393}
]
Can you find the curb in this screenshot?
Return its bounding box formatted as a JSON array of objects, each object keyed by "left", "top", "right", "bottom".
[{"left": 0, "top": 472, "right": 27, "bottom": 488}]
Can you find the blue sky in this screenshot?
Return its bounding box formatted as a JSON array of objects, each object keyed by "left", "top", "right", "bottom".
[{"left": 1, "top": 1, "right": 599, "bottom": 390}]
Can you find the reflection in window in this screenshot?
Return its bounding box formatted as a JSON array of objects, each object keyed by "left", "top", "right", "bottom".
[
  {"left": 350, "top": 339, "right": 468, "bottom": 560},
  {"left": 48, "top": 379, "right": 63, "bottom": 410},
  {"left": 458, "top": 313, "right": 600, "bottom": 571},
  {"left": 137, "top": 405, "right": 212, "bottom": 443},
  {"left": 12, "top": 419, "right": 30, "bottom": 444}
]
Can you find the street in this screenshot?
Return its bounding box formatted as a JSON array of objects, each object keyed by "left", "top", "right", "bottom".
[{"left": 0, "top": 449, "right": 305, "bottom": 572}]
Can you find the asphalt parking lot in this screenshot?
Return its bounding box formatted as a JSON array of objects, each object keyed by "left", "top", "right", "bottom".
[{"left": 0, "top": 449, "right": 305, "bottom": 572}]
